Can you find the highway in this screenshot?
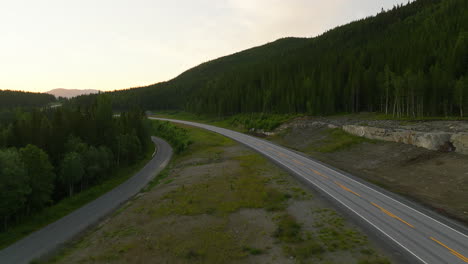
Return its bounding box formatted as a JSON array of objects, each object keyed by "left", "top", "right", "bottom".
[
  {"left": 151, "top": 117, "right": 468, "bottom": 264},
  {"left": 0, "top": 136, "right": 173, "bottom": 264}
]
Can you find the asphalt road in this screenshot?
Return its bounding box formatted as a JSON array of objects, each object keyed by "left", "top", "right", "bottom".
[
  {"left": 152, "top": 117, "right": 468, "bottom": 264},
  {"left": 0, "top": 136, "right": 173, "bottom": 264}
]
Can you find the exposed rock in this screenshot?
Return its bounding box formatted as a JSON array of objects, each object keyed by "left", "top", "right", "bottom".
[
  {"left": 273, "top": 117, "right": 468, "bottom": 155},
  {"left": 324, "top": 124, "right": 468, "bottom": 154},
  {"left": 451, "top": 133, "right": 468, "bottom": 155}
]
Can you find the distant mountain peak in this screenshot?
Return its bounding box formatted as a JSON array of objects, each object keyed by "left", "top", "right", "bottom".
[{"left": 46, "top": 88, "right": 100, "bottom": 98}]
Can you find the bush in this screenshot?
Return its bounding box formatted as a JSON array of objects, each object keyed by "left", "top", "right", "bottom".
[
  {"left": 152, "top": 120, "right": 192, "bottom": 154},
  {"left": 228, "top": 113, "right": 296, "bottom": 131}
]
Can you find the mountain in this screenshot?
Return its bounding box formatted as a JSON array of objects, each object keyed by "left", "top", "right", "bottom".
[
  {"left": 47, "top": 88, "right": 100, "bottom": 98},
  {"left": 86, "top": 0, "right": 468, "bottom": 117}
]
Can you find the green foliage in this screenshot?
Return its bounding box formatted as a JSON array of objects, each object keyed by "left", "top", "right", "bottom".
[
  {"left": 0, "top": 149, "right": 30, "bottom": 229},
  {"left": 357, "top": 258, "right": 392, "bottom": 264},
  {"left": 0, "top": 95, "right": 151, "bottom": 234},
  {"left": 0, "top": 90, "right": 56, "bottom": 109},
  {"left": 227, "top": 113, "right": 296, "bottom": 131},
  {"left": 117, "top": 134, "right": 142, "bottom": 165},
  {"left": 0, "top": 145, "right": 153, "bottom": 249},
  {"left": 59, "top": 152, "right": 84, "bottom": 197},
  {"left": 310, "top": 128, "right": 374, "bottom": 153},
  {"left": 242, "top": 246, "right": 264, "bottom": 255},
  {"left": 100, "top": 0, "right": 467, "bottom": 118},
  {"left": 274, "top": 214, "right": 303, "bottom": 243},
  {"left": 142, "top": 167, "right": 170, "bottom": 192},
  {"left": 19, "top": 145, "right": 55, "bottom": 213},
  {"left": 152, "top": 120, "right": 192, "bottom": 153}
]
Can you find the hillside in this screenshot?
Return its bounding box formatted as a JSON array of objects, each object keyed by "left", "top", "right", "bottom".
[
  {"left": 47, "top": 88, "right": 100, "bottom": 98},
  {"left": 100, "top": 0, "right": 466, "bottom": 117},
  {"left": 0, "top": 90, "right": 56, "bottom": 109}
]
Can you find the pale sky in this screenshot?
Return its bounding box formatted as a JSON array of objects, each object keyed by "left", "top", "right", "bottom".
[{"left": 0, "top": 0, "right": 409, "bottom": 93}]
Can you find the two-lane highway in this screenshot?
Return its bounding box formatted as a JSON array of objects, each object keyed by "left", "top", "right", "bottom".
[{"left": 152, "top": 117, "right": 468, "bottom": 264}]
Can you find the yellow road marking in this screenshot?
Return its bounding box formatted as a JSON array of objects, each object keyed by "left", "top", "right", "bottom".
[
  {"left": 430, "top": 237, "right": 468, "bottom": 263},
  {"left": 292, "top": 159, "right": 305, "bottom": 166},
  {"left": 334, "top": 181, "right": 361, "bottom": 197},
  {"left": 309, "top": 168, "right": 329, "bottom": 179},
  {"left": 277, "top": 152, "right": 288, "bottom": 158},
  {"left": 371, "top": 202, "right": 414, "bottom": 228}
]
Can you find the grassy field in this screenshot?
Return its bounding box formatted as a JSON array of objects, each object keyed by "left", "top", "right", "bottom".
[
  {"left": 46, "top": 124, "right": 392, "bottom": 264},
  {"left": 0, "top": 144, "right": 154, "bottom": 250}
]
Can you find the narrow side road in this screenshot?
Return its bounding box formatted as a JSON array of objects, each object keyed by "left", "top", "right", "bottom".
[
  {"left": 152, "top": 117, "right": 468, "bottom": 264},
  {"left": 0, "top": 136, "right": 173, "bottom": 264}
]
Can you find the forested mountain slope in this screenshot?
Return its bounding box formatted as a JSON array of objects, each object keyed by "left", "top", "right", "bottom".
[
  {"left": 0, "top": 90, "right": 56, "bottom": 109},
  {"left": 105, "top": 0, "right": 467, "bottom": 117}
]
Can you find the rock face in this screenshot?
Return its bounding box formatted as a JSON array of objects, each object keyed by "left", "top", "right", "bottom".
[
  {"left": 342, "top": 125, "right": 467, "bottom": 154},
  {"left": 269, "top": 117, "right": 468, "bottom": 155},
  {"left": 451, "top": 133, "right": 468, "bottom": 155}
]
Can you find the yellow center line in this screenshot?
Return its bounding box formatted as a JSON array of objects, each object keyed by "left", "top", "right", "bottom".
[
  {"left": 308, "top": 168, "right": 329, "bottom": 179},
  {"left": 292, "top": 159, "right": 305, "bottom": 166},
  {"left": 334, "top": 181, "right": 361, "bottom": 197},
  {"left": 276, "top": 151, "right": 288, "bottom": 158},
  {"left": 430, "top": 237, "right": 468, "bottom": 263},
  {"left": 371, "top": 202, "right": 414, "bottom": 228}
]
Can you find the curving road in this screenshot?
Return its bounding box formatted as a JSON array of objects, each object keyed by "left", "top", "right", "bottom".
[
  {"left": 151, "top": 117, "right": 468, "bottom": 264},
  {"left": 0, "top": 136, "right": 173, "bottom": 264}
]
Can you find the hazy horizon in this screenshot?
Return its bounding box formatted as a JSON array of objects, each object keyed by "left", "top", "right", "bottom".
[{"left": 1, "top": 0, "right": 409, "bottom": 93}]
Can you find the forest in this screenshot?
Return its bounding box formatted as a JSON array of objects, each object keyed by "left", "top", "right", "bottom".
[
  {"left": 93, "top": 0, "right": 467, "bottom": 118},
  {"left": 0, "top": 95, "right": 150, "bottom": 230},
  {"left": 0, "top": 90, "right": 56, "bottom": 109}
]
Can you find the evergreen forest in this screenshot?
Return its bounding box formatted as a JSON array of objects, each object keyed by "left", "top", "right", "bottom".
[
  {"left": 98, "top": 0, "right": 467, "bottom": 118},
  {"left": 0, "top": 90, "right": 56, "bottom": 109},
  {"left": 0, "top": 95, "right": 150, "bottom": 230}
]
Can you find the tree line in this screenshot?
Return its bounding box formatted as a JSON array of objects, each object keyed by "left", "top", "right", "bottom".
[
  {"left": 0, "top": 90, "right": 56, "bottom": 109},
  {"left": 0, "top": 95, "right": 150, "bottom": 229},
  {"left": 93, "top": 0, "right": 467, "bottom": 118}
]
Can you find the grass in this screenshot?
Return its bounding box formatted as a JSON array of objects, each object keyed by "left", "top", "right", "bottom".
[
  {"left": 308, "top": 128, "right": 375, "bottom": 153},
  {"left": 273, "top": 214, "right": 325, "bottom": 263},
  {"left": 142, "top": 166, "right": 170, "bottom": 192},
  {"left": 274, "top": 214, "right": 303, "bottom": 243},
  {"left": 0, "top": 144, "right": 154, "bottom": 250},
  {"left": 270, "top": 208, "right": 390, "bottom": 263},
  {"left": 149, "top": 155, "right": 289, "bottom": 217},
  {"left": 154, "top": 222, "right": 247, "bottom": 263}
]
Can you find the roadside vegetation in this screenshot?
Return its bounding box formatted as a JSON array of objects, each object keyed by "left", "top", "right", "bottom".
[
  {"left": 304, "top": 128, "right": 375, "bottom": 153},
  {"left": 153, "top": 110, "right": 299, "bottom": 132},
  {"left": 152, "top": 120, "right": 192, "bottom": 153},
  {"left": 48, "top": 124, "right": 391, "bottom": 264}
]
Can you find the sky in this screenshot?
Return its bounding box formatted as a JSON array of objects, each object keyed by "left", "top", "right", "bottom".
[{"left": 0, "top": 0, "right": 409, "bottom": 93}]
